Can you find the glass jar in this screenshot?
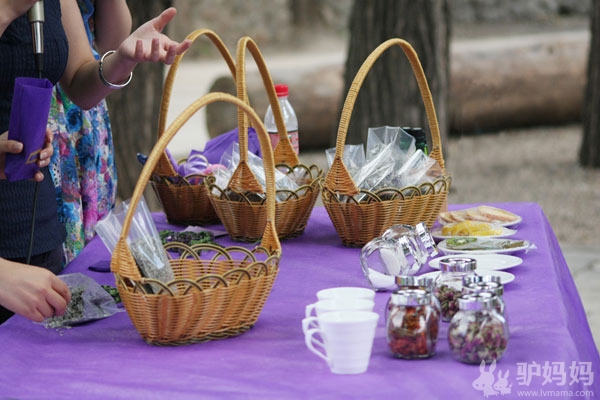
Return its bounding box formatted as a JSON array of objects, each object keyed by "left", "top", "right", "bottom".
[
  {"left": 382, "top": 222, "right": 439, "bottom": 266},
  {"left": 386, "top": 288, "right": 440, "bottom": 359},
  {"left": 433, "top": 257, "right": 477, "bottom": 322},
  {"left": 463, "top": 280, "right": 506, "bottom": 317},
  {"left": 447, "top": 293, "right": 509, "bottom": 364},
  {"left": 361, "top": 223, "right": 438, "bottom": 291}
]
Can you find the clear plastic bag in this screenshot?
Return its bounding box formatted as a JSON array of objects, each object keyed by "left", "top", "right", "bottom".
[
  {"left": 42, "top": 273, "right": 123, "bottom": 329},
  {"left": 214, "top": 142, "right": 299, "bottom": 201},
  {"left": 95, "top": 196, "right": 174, "bottom": 291},
  {"left": 326, "top": 127, "right": 443, "bottom": 194}
]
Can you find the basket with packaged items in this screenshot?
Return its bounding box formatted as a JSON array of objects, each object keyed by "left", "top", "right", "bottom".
[
  {"left": 320, "top": 38, "right": 452, "bottom": 247},
  {"left": 206, "top": 36, "right": 323, "bottom": 242},
  {"left": 151, "top": 29, "right": 236, "bottom": 225},
  {"left": 111, "top": 93, "right": 281, "bottom": 345}
]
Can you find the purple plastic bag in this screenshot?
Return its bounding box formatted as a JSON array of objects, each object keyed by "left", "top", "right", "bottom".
[
  {"left": 165, "top": 126, "right": 262, "bottom": 177},
  {"left": 5, "top": 77, "right": 53, "bottom": 181},
  {"left": 202, "top": 126, "right": 261, "bottom": 165}
]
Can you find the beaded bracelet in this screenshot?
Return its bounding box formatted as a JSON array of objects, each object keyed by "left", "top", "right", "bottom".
[{"left": 98, "top": 50, "right": 133, "bottom": 89}]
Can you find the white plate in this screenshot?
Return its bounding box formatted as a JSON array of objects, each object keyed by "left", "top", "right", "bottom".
[
  {"left": 431, "top": 226, "right": 517, "bottom": 240},
  {"left": 418, "top": 270, "right": 516, "bottom": 285},
  {"left": 438, "top": 209, "right": 522, "bottom": 228},
  {"left": 429, "top": 254, "right": 523, "bottom": 271},
  {"left": 437, "top": 238, "right": 533, "bottom": 255}
]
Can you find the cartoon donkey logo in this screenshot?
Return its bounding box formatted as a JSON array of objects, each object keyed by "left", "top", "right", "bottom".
[{"left": 472, "top": 360, "right": 513, "bottom": 397}]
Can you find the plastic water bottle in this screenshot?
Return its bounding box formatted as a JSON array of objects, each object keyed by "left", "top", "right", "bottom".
[
  {"left": 403, "top": 127, "right": 429, "bottom": 156},
  {"left": 264, "top": 84, "right": 299, "bottom": 154}
]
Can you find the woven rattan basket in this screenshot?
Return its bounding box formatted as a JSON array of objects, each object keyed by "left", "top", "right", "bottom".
[
  {"left": 151, "top": 29, "right": 236, "bottom": 225},
  {"left": 321, "top": 38, "right": 451, "bottom": 247},
  {"left": 111, "top": 93, "right": 281, "bottom": 345},
  {"left": 206, "top": 36, "right": 322, "bottom": 242}
]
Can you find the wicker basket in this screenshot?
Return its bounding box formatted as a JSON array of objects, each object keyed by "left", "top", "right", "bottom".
[
  {"left": 111, "top": 93, "right": 281, "bottom": 345},
  {"left": 151, "top": 29, "right": 236, "bottom": 225},
  {"left": 321, "top": 38, "right": 452, "bottom": 248},
  {"left": 206, "top": 36, "right": 322, "bottom": 242}
]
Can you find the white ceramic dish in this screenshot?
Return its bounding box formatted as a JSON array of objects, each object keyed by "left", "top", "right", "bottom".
[
  {"left": 431, "top": 226, "right": 517, "bottom": 241},
  {"left": 437, "top": 238, "right": 533, "bottom": 255},
  {"left": 429, "top": 254, "right": 523, "bottom": 271},
  {"left": 418, "top": 270, "right": 516, "bottom": 285}
]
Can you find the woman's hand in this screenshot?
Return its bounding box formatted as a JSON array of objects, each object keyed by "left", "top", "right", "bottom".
[
  {"left": 118, "top": 7, "right": 191, "bottom": 65},
  {"left": 0, "top": 259, "right": 71, "bottom": 323},
  {"left": 0, "top": 129, "right": 54, "bottom": 182}
]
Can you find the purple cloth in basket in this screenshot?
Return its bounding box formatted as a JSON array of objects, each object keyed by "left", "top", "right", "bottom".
[
  {"left": 5, "top": 77, "right": 53, "bottom": 182},
  {"left": 166, "top": 126, "right": 262, "bottom": 178}
]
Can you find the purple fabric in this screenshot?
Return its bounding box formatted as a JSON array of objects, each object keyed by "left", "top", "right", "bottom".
[
  {"left": 5, "top": 77, "right": 53, "bottom": 181},
  {"left": 165, "top": 127, "right": 261, "bottom": 178},
  {"left": 0, "top": 203, "right": 598, "bottom": 399},
  {"left": 201, "top": 126, "right": 261, "bottom": 165}
]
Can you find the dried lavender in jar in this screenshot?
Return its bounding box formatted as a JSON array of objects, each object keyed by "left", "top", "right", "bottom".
[
  {"left": 447, "top": 292, "right": 509, "bottom": 364},
  {"left": 433, "top": 257, "right": 477, "bottom": 322}
]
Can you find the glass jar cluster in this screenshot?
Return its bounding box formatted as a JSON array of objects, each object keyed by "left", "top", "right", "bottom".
[
  {"left": 360, "top": 223, "right": 438, "bottom": 291},
  {"left": 430, "top": 257, "right": 510, "bottom": 364}
]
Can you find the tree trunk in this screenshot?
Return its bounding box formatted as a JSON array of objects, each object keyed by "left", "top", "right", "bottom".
[
  {"left": 105, "top": 0, "right": 171, "bottom": 207},
  {"left": 580, "top": 0, "right": 600, "bottom": 167},
  {"left": 339, "top": 0, "right": 450, "bottom": 150},
  {"left": 290, "top": 0, "right": 327, "bottom": 28}
]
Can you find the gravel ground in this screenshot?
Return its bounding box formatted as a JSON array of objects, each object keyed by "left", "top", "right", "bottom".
[{"left": 445, "top": 124, "right": 600, "bottom": 248}]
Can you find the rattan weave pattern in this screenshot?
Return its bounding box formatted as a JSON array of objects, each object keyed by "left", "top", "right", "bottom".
[{"left": 111, "top": 93, "right": 281, "bottom": 345}]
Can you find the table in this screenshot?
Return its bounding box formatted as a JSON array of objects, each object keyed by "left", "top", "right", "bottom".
[{"left": 1, "top": 203, "right": 598, "bottom": 399}]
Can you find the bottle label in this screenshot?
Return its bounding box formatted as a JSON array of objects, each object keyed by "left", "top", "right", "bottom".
[{"left": 268, "top": 130, "right": 299, "bottom": 154}]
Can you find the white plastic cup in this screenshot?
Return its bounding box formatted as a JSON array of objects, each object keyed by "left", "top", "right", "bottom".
[
  {"left": 302, "top": 310, "right": 379, "bottom": 374},
  {"left": 316, "top": 287, "right": 375, "bottom": 302}
]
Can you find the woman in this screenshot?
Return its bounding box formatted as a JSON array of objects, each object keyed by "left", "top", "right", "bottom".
[
  {"left": 0, "top": 0, "right": 191, "bottom": 323},
  {"left": 49, "top": 0, "right": 132, "bottom": 263}
]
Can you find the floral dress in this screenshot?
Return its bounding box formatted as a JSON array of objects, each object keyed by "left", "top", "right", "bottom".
[{"left": 48, "top": 0, "right": 117, "bottom": 264}]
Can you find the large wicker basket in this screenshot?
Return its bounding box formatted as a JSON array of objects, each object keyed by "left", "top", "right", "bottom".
[
  {"left": 206, "top": 36, "right": 322, "bottom": 242},
  {"left": 321, "top": 38, "right": 452, "bottom": 247},
  {"left": 151, "top": 29, "right": 236, "bottom": 225},
  {"left": 111, "top": 93, "right": 281, "bottom": 346}
]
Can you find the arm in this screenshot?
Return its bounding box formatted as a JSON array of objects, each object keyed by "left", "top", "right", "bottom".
[
  {"left": 0, "top": 258, "right": 71, "bottom": 323},
  {"left": 0, "top": 129, "right": 53, "bottom": 182},
  {"left": 0, "top": 0, "right": 39, "bottom": 36},
  {"left": 59, "top": 2, "right": 191, "bottom": 109},
  {"left": 92, "top": 0, "right": 132, "bottom": 54}
]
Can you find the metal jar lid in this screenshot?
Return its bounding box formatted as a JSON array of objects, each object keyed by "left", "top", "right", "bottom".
[
  {"left": 439, "top": 257, "right": 477, "bottom": 273},
  {"left": 414, "top": 222, "right": 439, "bottom": 258},
  {"left": 462, "top": 273, "right": 502, "bottom": 287},
  {"left": 390, "top": 288, "right": 430, "bottom": 306},
  {"left": 457, "top": 292, "right": 497, "bottom": 311},
  {"left": 464, "top": 281, "right": 504, "bottom": 297},
  {"left": 395, "top": 275, "right": 435, "bottom": 291}
]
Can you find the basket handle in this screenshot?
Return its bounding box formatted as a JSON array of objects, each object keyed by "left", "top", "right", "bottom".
[
  {"left": 236, "top": 36, "right": 300, "bottom": 167},
  {"left": 324, "top": 38, "right": 446, "bottom": 195},
  {"left": 113, "top": 93, "right": 281, "bottom": 275},
  {"left": 155, "top": 29, "right": 237, "bottom": 177}
]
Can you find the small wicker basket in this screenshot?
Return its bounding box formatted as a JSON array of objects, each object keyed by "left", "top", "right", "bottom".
[
  {"left": 321, "top": 38, "right": 451, "bottom": 247},
  {"left": 151, "top": 29, "right": 236, "bottom": 225},
  {"left": 111, "top": 93, "right": 281, "bottom": 345},
  {"left": 206, "top": 36, "right": 322, "bottom": 242}
]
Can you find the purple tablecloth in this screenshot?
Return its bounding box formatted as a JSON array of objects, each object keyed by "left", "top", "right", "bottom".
[{"left": 1, "top": 203, "right": 598, "bottom": 399}]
